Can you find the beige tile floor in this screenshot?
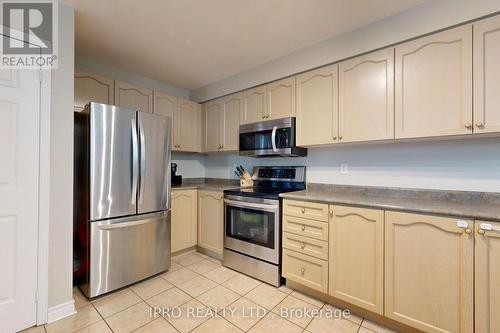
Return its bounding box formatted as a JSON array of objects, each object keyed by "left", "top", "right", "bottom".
[{"left": 21, "top": 251, "right": 399, "bottom": 333}]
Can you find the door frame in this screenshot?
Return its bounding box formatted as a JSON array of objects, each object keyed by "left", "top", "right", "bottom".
[{"left": 37, "top": 68, "right": 51, "bottom": 324}]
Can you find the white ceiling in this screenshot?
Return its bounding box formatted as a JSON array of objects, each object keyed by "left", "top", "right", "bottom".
[{"left": 67, "top": 0, "right": 429, "bottom": 90}]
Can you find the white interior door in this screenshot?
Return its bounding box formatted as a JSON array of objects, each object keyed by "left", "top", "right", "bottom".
[{"left": 0, "top": 64, "right": 41, "bottom": 331}]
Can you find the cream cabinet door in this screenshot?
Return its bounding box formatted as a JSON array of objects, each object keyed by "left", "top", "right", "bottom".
[
  {"left": 266, "top": 77, "right": 295, "bottom": 120},
  {"left": 329, "top": 205, "right": 384, "bottom": 315},
  {"left": 475, "top": 220, "right": 500, "bottom": 333},
  {"left": 221, "top": 94, "right": 241, "bottom": 151},
  {"left": 395, "top": 25, "right": 473, "bottom": 139},
  {"left": 198, "top": 190, "right": 223, "bottom": 255},
  {"left": 115, "top": 80, "right": 153, "bottom": 113},
  {"left": 474, "top": 16, "right": 500, "bottom": 134},
  {"left": 204, "top": 99, "right": 222, "bottom": 152},
  {"left": 153, "top": 91, "right": 178, "bottom": 149},
  {"left": 296, "top": 65, "right": 339, "bottom": 146},
  {"left": 171, "top": 190, "right": 197, "bottom": 253},
  {"left": 74, "top": 70, "right": 114, "bottom": 111},
  {"left": 242, "top": 86, "right": 267, "bottom": 124},
  {"left": 339, "top": 48, "right": 394, "bottom": 143},
  {"left": 385, "top": 211, "right": 473, "bottom": 333},
  {"left": 178, "top": 99, "right": 201, "bottom": 152}
]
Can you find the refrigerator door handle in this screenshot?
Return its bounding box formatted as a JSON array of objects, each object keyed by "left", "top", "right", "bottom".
[
  {"left": 97, "top": 210, "right": 171, "bottom": 230},
  {"left": 139, "top": 117, "right": 146, "bottom": 205},
  {"left": 131, "top": 119, "right": 139, "bottom": 205}
]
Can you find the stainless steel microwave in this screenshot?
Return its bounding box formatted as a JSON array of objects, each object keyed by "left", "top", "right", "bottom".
[{"left": 239, "top": 117, "right": 307, "bottom": 157}]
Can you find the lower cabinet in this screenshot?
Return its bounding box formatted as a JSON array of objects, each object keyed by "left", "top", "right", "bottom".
[
  {"left": 385, "top": 211, "right": 474, "bottom": 333},
  {"left": 282, "top": 248, "right": 328, "bottom": 293},
  {"left": 475, "top": 220, "right": 500, "bottom": 333},
  {"left": 198, "top": 190, "right": 224, "bottom": 255},
  {"left": 329, "top": 205, "right": 384, "bottom": 315},
  {"left": 282, "top": 200, "right": 491, "bottom": 333},
  {"left": 171, "top": 190, "right": 197, "bottom": 253}
]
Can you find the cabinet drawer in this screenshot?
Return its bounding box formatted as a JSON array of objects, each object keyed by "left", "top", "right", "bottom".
[
  {"left": 283, "top": 200, "right": 329, "bottom": 222},
  {"left": 283, "top": 215, "right": 329, "bottom": 241},
  {"left": 283, "top": 249, "right": 328, "bottom": 293},
  {"left": 283, "top": 232, "right": 328, "bottom": 260}
]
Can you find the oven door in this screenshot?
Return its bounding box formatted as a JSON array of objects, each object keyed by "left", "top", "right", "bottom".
[{"left": 224, "top": 196, "right": 280, "bottom": 264}]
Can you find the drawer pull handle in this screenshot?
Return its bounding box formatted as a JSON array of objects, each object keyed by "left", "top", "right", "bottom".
[
  {"left": 301, "top": 225, "right": 306, "bottom": 231},
  {"left": 301, "top": 208, "right": 305, "bottom": 213},
  {"left": 300, "top": 242, "right": 305, "bottom": 249},
  {"left": 300, "top": 267, "right": 306, "bottom": 275}
]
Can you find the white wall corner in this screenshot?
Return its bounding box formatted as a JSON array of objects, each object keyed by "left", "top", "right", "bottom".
[{"left": 47, "top": 300, "right": 76, "bottom": 324}]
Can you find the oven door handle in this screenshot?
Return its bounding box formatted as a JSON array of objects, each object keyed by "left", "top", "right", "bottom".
[
  {"left": 224, "top": 199, "right": 279, "bottom": 211},
  {"left": 271, "top": 126, "right": 278, "bottom": 152}
]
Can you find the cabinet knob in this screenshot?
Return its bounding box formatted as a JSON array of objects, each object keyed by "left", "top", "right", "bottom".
[
  {"left": 301, "top": 225, "right": 306, "bottom": 231},
  {"left": 300, "top": 267, "right": 306, "bottom": 275},
  {"left": 332, "top": 136, "right": 337, "bottom": 140},
  {"left": 300, "top": 242, "right": 305, "bottom": 249},
  {"left": 330, "top": 210, "right": 333, "bottom": 217},
  {"left": 465, "top": 123, "right": 472, "bottom": 129},
  {"left": 465, "top": 228, "right": 472, "bottom": 234},
  {"left": 339, "top": 135, "right": 343, "bottom": 140},
  {"left": 478, "top": 229, "right": 485, "bottom": 235},
  {"left": 301, "top": 208, "right": 305, "bottom": 213},
  {"left": 262, "top": 115, "right": 265, "bottom": 119},
  {"left": 476, "top": 122, "right": 485, "bottom": 129}
]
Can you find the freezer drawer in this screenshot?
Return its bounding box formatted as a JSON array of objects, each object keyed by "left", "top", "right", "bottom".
[{"left": 83, "top": 211, "right": 171, "bottom": 298}]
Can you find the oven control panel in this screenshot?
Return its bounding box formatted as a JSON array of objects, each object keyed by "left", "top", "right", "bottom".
[{"left": 253, "top": 166, "right": 305, "bottom": 182}]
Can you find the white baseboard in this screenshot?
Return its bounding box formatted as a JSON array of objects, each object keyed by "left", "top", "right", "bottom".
[{"left": 47, "top": 300, "right": 76, "bottom": 324}]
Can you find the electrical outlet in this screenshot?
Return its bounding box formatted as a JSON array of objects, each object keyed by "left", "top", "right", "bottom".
[{"left": 340, "top": 163, "right": 349, "bottom": 174}]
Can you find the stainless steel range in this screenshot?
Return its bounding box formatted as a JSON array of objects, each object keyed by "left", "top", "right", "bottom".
[{"left": 223, "top": 166, "right": 306, "bottom": 286}]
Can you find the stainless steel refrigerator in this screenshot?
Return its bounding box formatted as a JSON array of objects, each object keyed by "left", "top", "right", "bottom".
[{"left": 74, "top": 102, "right": 172, "bottom": 298}]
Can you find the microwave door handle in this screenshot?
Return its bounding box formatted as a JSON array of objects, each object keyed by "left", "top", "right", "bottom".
[
  {"left": 271, "top": 126, "right": 278, "bottom": 152},
  {"left": 131, "top": 119, "right": 139, "bottom": 205}
]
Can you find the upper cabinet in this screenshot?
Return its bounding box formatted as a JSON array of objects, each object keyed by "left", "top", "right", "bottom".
[
  {"left": 204, "top": 98, "right": 223, "bottom": 152},
  {"left": 395, "top": 25, "right": 473, "bottom": 139},
  {"left": 115, "top": 80, "right": 153, "bottom": 113},
  {"left": 266, "top": 77, "right": 296, "bottom": 120},
  {"left": 153, "top": 91, "right": 177, "bottom": 118},
  {"left": 204, "top": 94, "right": 241, "bottom": 152},
  {"left": 339, "top": 48, "right": 394, "bottom": 142},
  {"left": 296, "top": 64, "right": 339, "bottom": 146},
  {"left": 242, "top": 86, "right": 266, "bottom": 124},
  {"left": 153, "top": 91, "right": 177, "bottom": 148},
  {"left": 221, "top": 94, "right": 241, "bottom": 151},
  {"left": 178, "top": 99, "right": 202, "bottom": 152},
  {"left": 154, "top": 92, "right": 201, "bottom": 152},
  {"left": 74, "top": 70, "right": 114, "bottom": 111},
  {"left": 473, "top": 16, "right": 500, "bottom": 134}
]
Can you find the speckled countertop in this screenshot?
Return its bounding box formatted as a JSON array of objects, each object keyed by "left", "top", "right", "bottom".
[
  {"left": 280, "top": 184, "right": 500, "bottom": 221},
  {"left": 171, "top": 178, "right": 240, "bottom": 192}
]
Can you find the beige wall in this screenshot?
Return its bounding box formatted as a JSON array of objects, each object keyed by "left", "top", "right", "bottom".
[
  {"left": 75, "top": 56, "right": 190, "bottom": 99},
  {"left": 48, "top": 2, "right": 74, "bottom": 308},
  {"left": 191, "top": 0, "right": 500, "bottom": 102}
]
